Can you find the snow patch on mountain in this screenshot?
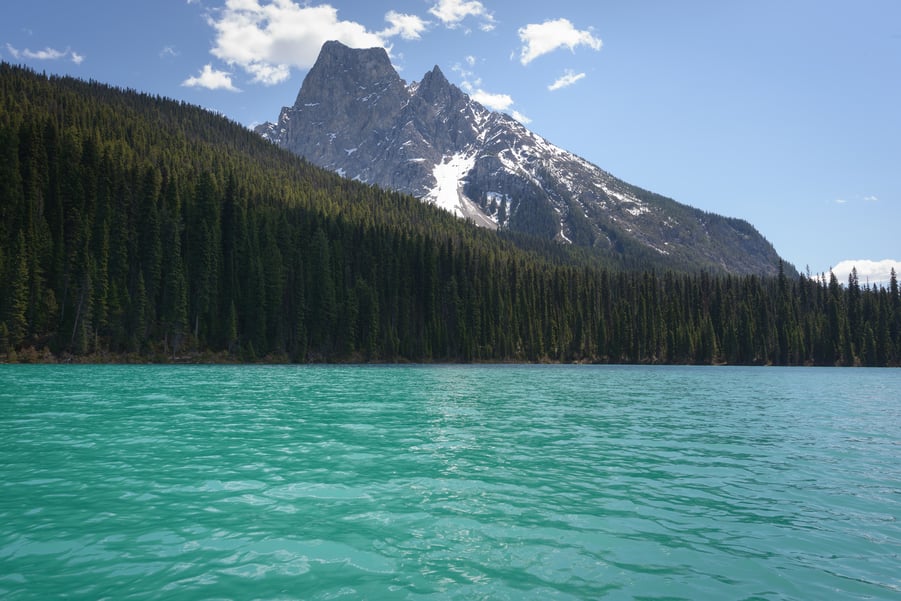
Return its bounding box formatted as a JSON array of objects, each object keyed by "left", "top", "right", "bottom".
[
  {"left": 424, "top": 152, "right": 497, "bottom": 229},
  {"left": 427, "top": 152, "right": 476, "bottom": 217}
]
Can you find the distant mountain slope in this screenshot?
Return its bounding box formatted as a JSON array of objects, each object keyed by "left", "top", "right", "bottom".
[{"left": 257, "top": 41, "right": 786, "bottom": 276}]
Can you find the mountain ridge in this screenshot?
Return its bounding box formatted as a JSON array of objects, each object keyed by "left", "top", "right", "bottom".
[{"left": 257, "top": 40, "right": 787, "bottom": 276}]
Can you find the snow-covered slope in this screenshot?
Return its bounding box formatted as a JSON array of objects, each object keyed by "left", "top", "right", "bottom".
[{"left": 256, "top": 40, "right": 786, "bottom": 275}]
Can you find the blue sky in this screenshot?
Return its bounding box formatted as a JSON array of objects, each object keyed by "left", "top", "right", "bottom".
[{"left": 3, "top": 0, "right": 899, "bottom": 283}]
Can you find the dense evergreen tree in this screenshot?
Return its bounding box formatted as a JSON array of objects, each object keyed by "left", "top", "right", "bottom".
[{"left": 1, "top": 63, "right": 899, "bottom": 365}]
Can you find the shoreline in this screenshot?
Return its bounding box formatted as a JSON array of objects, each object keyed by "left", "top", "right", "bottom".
[{"left": 2, "top": 347, "right": 894, "bottom": 367}]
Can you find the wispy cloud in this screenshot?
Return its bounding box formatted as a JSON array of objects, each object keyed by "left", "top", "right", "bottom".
[
  {"left": 518, "top": 18, "right": 602, "bottom": 65},
  {"left": 6, "top": 43, "right": 84, "bottom": 64},
  {"left": 202, "top": 1, "right": 427, "bottom": 86},
  {"left": 834, "top": 194, "right": 879, "bottom": 205},
  {"left": 511, "top": 110, "right": 532, "bottom": 125},
  {"left": 182, "top": 64, "right": 241, "bottom": 91},
  {"left": 548, "top": 69, "right": 586, "bottom": 91},
  {"left": 453, "top": 60, "right": 530, "bottom": 123},
  {"left": 160, "top": 45, "right": 179, "bottom": 59},
  {"left": 428, "top": 0, "right": 494, "bottom": 31}
]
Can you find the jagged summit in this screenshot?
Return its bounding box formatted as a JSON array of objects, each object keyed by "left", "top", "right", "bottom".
[{"left": 256, "top": 41, "right": 786, "bottom": 275}]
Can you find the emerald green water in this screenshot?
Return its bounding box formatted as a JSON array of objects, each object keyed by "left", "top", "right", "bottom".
[{"left": 1, "top": 365, "right": 899, "bottom": 600}]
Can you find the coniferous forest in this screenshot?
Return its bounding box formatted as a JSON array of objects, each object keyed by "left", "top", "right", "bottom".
[{"left": 1, "top": 63, "right": 899, "bottom": 365}]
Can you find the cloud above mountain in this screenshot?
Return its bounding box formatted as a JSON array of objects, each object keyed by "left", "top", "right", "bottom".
[
  {"left": 191, "top": 0, "right": 596, "bottom": 123},
  {"left": 518, "top": 18, "right": 602, "bottom": 65},
  {"left": 428, "top": 0, "right": 494, "bottom": 31},
  {"left": 453, "top": 58, "right": 531, "bottom": 122},
  {"left": 382, "top": 10, "right": 429, "bottom": 40},
  {"left": 196, "top": 1, "right": 602, "bottom": 89},
  {"left": 204, "top": 0, "right": 424, "bottom": 85}
]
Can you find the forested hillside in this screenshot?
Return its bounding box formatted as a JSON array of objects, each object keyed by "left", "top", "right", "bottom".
[{"left": 1, "top": 63, "right": 899, "bottom": 365}]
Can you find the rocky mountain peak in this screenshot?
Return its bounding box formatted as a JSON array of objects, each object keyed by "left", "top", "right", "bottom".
[
  {"left": 294, "top": 40, "right": 402, "bottom": 107},
  {"left": 414, "top": 65, "right": 455, "bottom": 103},
  {"left": 255, "top": 42, "right": 787, "bottom": 275}
]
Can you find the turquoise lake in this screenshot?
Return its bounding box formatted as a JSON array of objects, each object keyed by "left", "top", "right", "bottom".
[{"left": 1, "top": 364, "right": 899, "bottom": 600}]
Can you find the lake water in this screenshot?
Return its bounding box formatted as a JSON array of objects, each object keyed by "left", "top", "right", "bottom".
[{"left": 1, "top": 364, "right": 899, "bottom": 600}]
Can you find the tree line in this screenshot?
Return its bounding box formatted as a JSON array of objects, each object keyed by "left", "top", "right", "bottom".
[{"left": 1, "top": 63, "right": 898, "bottom": 365}]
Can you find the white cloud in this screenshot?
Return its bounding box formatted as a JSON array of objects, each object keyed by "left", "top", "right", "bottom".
[
  {"left": 834, "top": 194, "right": 879, "bottom": 205},
  {"left": 511, "top": 110, "right": 532, "bottom": 124},
  {"left": 548, "top": 69, "right": 586, "bottom": 91},
  {"left": 429, "top": 0, "right": 494, "bottom": 31},
  {"left": 182, "top": 64, "right": 241, "bottom": 91},
  {"left": 470, "top": 89, "right": 531, "bottom": 122},
  {"left": 518, "top": 18, "right": 602, "bottom": 65},
  {"left": 454, "top": 59, "right": 526, "bottom": 121},
  {"left": 829, "top": 259, "right": 901, "bottom": 287},
  {"left": 453, "top": 61, "right": 472, "bottom": 76},
  {"left": 22, "top": 47, "right": 67, "bottom": 60},
  {"left": 160, "top": 45, "right": 179, "bottom": 59},
  {"left": 6, "top": 44, "right": 85, "bottom": 64},
  {"left": 380, "top": 11, "right": 428, "bottom": 40},
  {"left": 451, "top": 61, "right": 482, "bottom": 96},
  {"left": 471, "top": 89, "right": 514, "bottom": 111},
  {"left": 207, "top": 1, "right": 381, "bottom": 85},
  {"left": 206, "top": 1, "right": 428, "bottom": 86}
]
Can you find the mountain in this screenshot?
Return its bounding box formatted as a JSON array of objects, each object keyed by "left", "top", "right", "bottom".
[
  {"left": 3, "top": 62, "right": 897, "bottom": 366},
  {"left": 256, "top": 40, "right": 786, "bottom": 276}
]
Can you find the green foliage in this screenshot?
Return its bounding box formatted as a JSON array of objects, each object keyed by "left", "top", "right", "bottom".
[{"left": 1, "top": 62, "right": 899, "bottom": 365}]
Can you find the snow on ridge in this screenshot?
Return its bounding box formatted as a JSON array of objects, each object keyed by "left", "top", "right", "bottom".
[
  {"left": 604, "top": 186, "right": 648, "bottom": 214},
  {"left": 625, "top": 205, "right": 650, "bottom": 217},
  {"left": 497, "top": 147, "right": 543, "bottom": 190}
]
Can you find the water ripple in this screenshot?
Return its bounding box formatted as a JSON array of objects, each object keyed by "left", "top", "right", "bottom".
[{"left": 1, "top": 364, "right": 900, "bottom": 600}]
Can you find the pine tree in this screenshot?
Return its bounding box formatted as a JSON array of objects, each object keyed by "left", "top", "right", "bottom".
[{"left": 7, "top": 231, "right": 30, "bottom": 348}]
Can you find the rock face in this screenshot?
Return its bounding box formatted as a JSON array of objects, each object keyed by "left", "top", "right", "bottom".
[{"left": 257, "top": 40, "right": 786, "bottom": 275}]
